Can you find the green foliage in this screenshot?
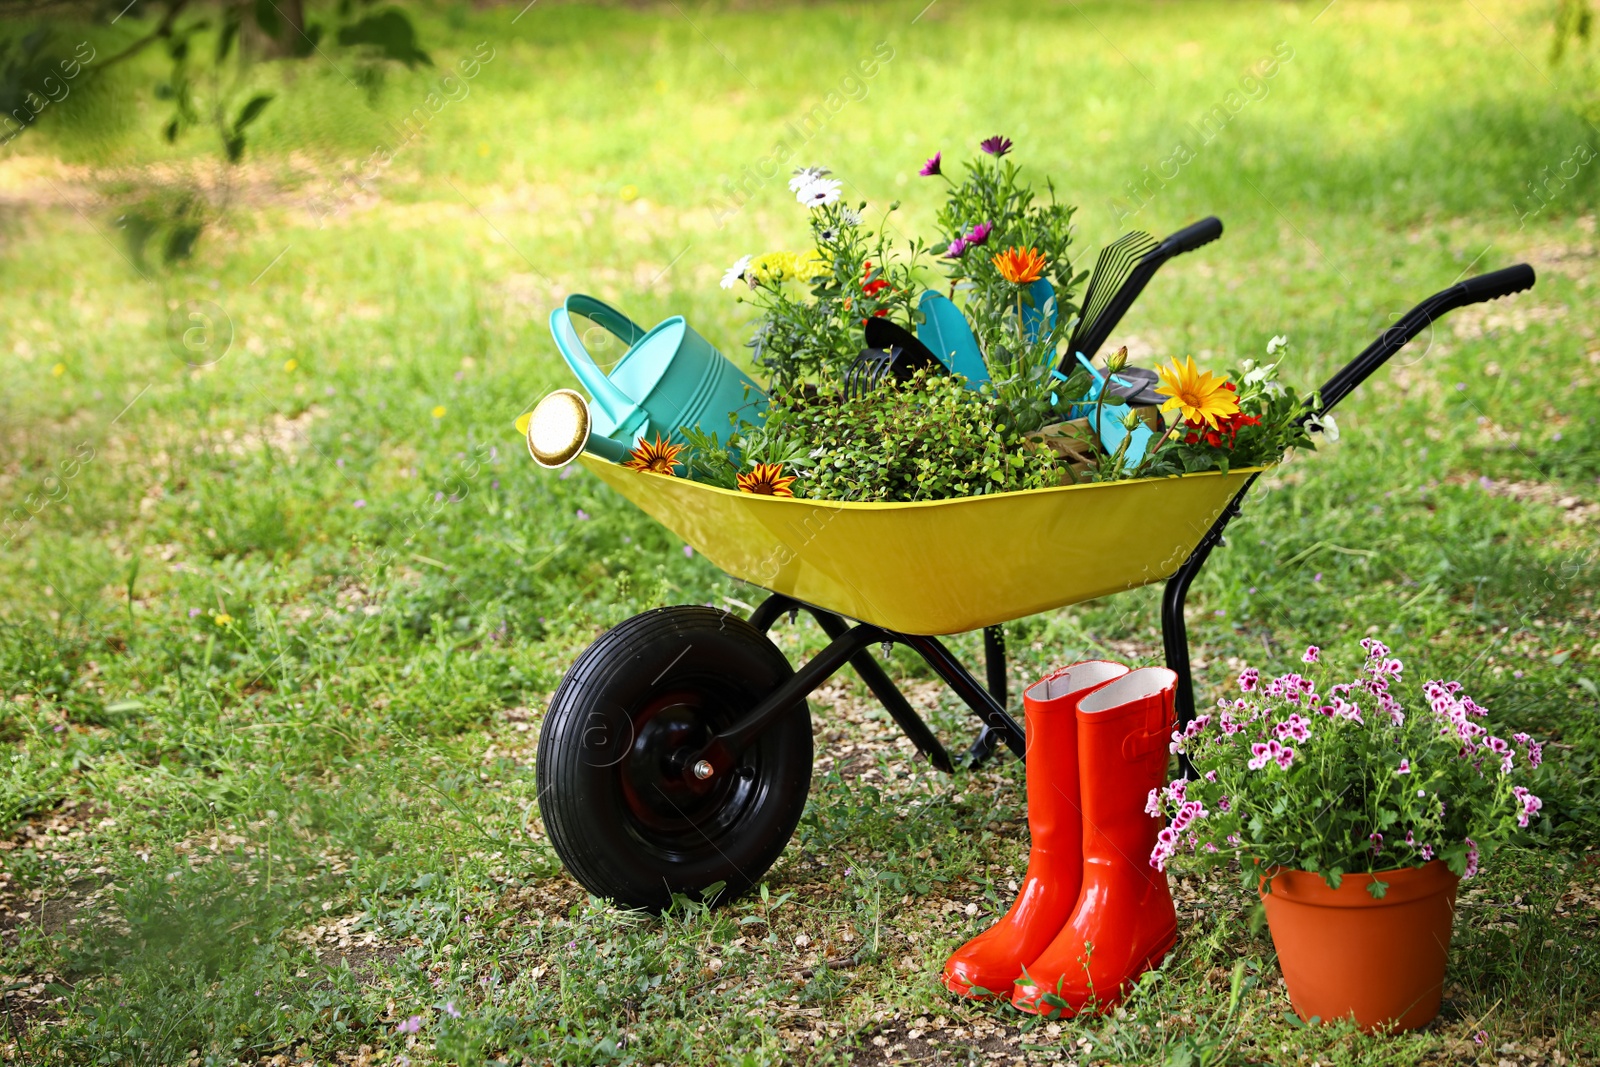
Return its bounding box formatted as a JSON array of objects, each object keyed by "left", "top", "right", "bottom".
[
  {"left": 734, "top": 194, "right": 930, "bottom": 391},
  {"left": 756, "top": 370, "right": 1068, "bottom": 502}
]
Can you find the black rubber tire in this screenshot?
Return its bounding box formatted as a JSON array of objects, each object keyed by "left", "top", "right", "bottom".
[{"left": 536, "top": 606, "right": 812, "bottom": 911}]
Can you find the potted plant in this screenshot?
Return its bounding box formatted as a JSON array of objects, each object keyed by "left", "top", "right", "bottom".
[{"left": 1152, "top": 639, "right": 1547, "bottom": 1032}]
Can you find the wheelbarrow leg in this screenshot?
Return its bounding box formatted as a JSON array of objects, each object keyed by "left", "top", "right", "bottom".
[
  {"left": 748, "top": 593, "right": 953, "bottom": 773},
  {"left": 961, "top": 626, "right": 1011, "bottom": 769},
  {"left": 1162, "top": 481, "right": 1255, "bottom": 775},
  {"left": 902, "top": 634, "right": 1026, "bottom": 761}
]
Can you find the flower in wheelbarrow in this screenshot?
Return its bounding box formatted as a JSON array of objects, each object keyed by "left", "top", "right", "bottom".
[
  {"left": 794, "top": 177, "right": 843, "bottom": 208},
  {"left": 1155, "top": 356, "right": 1241, "bottom": 430},
  {"left": 736, "top": 462, "right": 797, "bottom": 497},
  {"left": 944, "top": 236, "right": 968, "bottom": 259},
  {"left": 623, "top": 434, "right": 685, "bottom": 476},
  {"left": 964, "top": 220, "right": 993, "bottom": 248},
  {"left": 721, "top": 254, "right": 752, "bottom": 290},
  {"left": 788, "top": 165, "right": 832, "bottom": 192},
  {"left": 991, "top": 246, "right": 1047, "bottom": 285},
  {"left": 979, "top": 134, "right": 1013, "bottom": 157},
  {"left": 919, "top": 151, "right": 942, "bottom": 177}
]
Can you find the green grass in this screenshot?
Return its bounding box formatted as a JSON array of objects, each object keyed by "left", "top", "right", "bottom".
[{"left": 1, "top": 0, "right": 1598, "bottom": 1063}]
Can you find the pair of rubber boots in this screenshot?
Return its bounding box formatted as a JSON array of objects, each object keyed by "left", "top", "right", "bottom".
[{"left": 943, "top": 662, "right": 1179, "bottom": 1017}]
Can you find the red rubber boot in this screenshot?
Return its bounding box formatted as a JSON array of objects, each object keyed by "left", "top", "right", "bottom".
[
  {"left": 1012, "top": 666, "right": 1179, "bottom": 1017},
  {"left": 941, "top": 660, "right": 1129, "bottom": 998}
]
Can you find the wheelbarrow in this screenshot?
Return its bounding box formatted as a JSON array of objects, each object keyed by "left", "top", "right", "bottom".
[{"left": 533, "top": 256, "right": 1537, "bottom": 912}]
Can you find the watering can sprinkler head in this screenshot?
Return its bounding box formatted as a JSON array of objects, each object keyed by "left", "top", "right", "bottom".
[
  {"left": 526, "top": 389, "right": 592, "bottom": 468},
  {"left": 526, "top": 389, "right": 633, "bottom": 468}
]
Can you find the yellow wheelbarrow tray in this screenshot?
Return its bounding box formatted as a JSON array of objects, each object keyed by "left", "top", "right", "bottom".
[{"left": 580, "top": 453, "right": 1264, "bottom": 636}]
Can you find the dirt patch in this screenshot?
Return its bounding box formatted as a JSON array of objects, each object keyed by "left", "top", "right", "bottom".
[
  {"left": 1451, "top": 475, "right": 1600, "bottom": 526},
  {"left": 851, "top": 1017, "right": 1043, "bottom": 1066},
  {"left": 317, "top": 942, "right": 407, "bottom": 983}
]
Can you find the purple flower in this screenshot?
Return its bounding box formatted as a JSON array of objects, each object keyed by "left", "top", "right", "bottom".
[
  {"left": 1421, "top": 843, "right": 1434, "bottom": 860},
  {"left": 1369, "top": 831, "right": 1383, "bottom": 854},
  {"left": 1145, "top": 787, "right": 1161, "bottom": 817},
  {"left": 1473, "top": 1030, "right": 1487, "bottom": 1047},
  {"left": 1238, "top": 667, "right": 1260, "bottom": 693},
  {"left": 1302, "top": 645, "right": 1319, "bottom": 664},
  {"left": 444, "top": 1001, "right": 461, "bottom": 1018},
  {"left": 353, "top": 499, "right": 367, "bottom": 509},
  {"left": 188, "top": 608, "right": 201, "bottom": 618},
  {"left": 980, "top": 135, "right": 1013, "bottom": 157},
  {"left": 397, "top": 1015, "right": 423, "bottom": 1034},
  {"left": 1397, "top": 758, "right": 1411, "bottom": 775},
  {"left": 576, "top": 509, "right": 590, "bottom": 521},
  {"left": 919, "top": 152, "right": 942, "bottom": 177},
  {"left": 944, "top": 237, "right": 968, "bottom": 259},
  {"left": 683, "top": 545, "right": 694, "bottom": 558},
  {"left": 964, "top": 221, "right": 993, "bottom": 247},
  {"left": 1464, "top": 837, "right": 1480, "bottom": 879},
  {"left": 1512, "top": 786, "right": 1543, "bottom": 827}
]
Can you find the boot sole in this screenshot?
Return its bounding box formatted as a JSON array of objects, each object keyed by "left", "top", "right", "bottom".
[{"left": 1010, "top": 927, "right": 1179, "bottom": 1017}]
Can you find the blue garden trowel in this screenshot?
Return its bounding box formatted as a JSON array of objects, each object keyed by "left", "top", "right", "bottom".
[
  {"left": 1070, "top": 352, "right": 1157, "bottom": 466},
  {"left": 916, "top": 278, "right": 1056, "bottom": 390}
]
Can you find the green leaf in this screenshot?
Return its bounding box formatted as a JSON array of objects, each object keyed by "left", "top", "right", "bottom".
[
  {"left": 336, "top": 9, "right": 432, "bottom": 68},
  {"left": 233, "top": 93, "right": 274, "bottom": 133}
]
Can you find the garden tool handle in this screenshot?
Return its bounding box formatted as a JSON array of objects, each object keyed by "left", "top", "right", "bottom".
[
  {"left": 548, "top": 295, "right": 653, "bottom": 433},
  {"left": 1157, "top": 215, "right": 1223, "bottom": 256},
  {"left": 1311, "top": 263, "right": 1537, "bottom": 419},
  {"left": 1062, "top": 216, "right": 1224, "bottom": 366}
]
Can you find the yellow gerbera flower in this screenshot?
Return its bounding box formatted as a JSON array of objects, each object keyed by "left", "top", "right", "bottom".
[
  {"left": 736, "top": 462, "right": 797, "bottom": 497},
  {"left": 623, "top": 434, "right": 685, "bottom": 475},
  {"left": 991, "top": 246, "right": 1047, "bottom": 286},
  {"left": 1155, "top": 356, "right": 1241, "bottom": 430}
]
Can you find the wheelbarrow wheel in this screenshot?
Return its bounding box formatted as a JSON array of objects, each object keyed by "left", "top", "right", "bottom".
[{"left": 536, "top": 605, "right": 812, "bottom": 911}]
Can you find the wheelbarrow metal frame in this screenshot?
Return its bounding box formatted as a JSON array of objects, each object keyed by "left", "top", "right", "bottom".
[{"left": 675, "top": 263, "right": 1539, "bottom": 775}]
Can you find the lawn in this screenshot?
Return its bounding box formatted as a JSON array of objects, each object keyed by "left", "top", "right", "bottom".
[{"left": 1, "top": 0, "right": 1598, "bottom": 1063}]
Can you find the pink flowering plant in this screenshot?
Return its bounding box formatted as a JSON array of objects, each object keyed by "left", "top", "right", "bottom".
[{"left": 1151, "top": 639, "right": 1547, "bottom": 897}]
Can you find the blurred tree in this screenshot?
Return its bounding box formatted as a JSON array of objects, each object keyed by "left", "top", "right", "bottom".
[
  {"left": 1, "top": 1, "right": 430, "bottom": 267},
  {"left": 3, "top": 1, "right": 429, "bottom": 160}
]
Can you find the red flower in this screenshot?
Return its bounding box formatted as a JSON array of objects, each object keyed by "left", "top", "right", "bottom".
[
  {"left": 1183, "top": 409, "right": 1261, "bottom": 450},
  {"left": 860, "top": 260, "right": 891, "bottom": 297}
]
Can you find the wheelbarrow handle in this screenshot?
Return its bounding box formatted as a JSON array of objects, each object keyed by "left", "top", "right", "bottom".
[{"left": 1311, "top": 263, "right": 1536, "bottom": 418}]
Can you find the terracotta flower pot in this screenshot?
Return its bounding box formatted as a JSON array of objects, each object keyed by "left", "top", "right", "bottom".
[{"left": 1260, "top": 860, "right": 1461, "bottom": 1032}]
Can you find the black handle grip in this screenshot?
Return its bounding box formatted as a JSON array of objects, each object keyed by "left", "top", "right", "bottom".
[
  {"left": 1313, "top": 263, "right": 1537, "bottom": 418},
  {"left": 1159, "top": 216, "right": 1223, "bottom": 255},
  {"left": 1454, "top": 263, "right": 1536, "bottom": 304}
]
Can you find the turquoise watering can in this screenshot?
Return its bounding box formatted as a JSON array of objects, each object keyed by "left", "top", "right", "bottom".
[{"left": 548, "top": 295, "right": 766, "bottom": 451}]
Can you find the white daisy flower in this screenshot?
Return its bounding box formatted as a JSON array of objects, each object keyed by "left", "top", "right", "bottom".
[
  {"left": 839, "top": 207, "right": 862, "bottom": 227},
  {"left": 721, "top": 254, "right": 752, "bottom": 290},
  {"left": 795, "top": 178, "right": 842, "bottom": 208},
  {"left": 787, "top": 166, "right": 832, "bottom": 192}
]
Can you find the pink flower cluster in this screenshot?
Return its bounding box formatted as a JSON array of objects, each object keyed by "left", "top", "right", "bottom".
[
  {"left": 1512, "top": 785, "right": 1543, "bottom": 828},
  {"left": 1248, "top": 738, "right": 1296, "bottom": 770}
]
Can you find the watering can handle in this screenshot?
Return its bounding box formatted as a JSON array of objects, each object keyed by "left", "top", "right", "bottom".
[{"left": 548, "top": 295, "right": 651, "bottom": 434}]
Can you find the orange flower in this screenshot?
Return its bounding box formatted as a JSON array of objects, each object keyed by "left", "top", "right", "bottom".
[
  {"left": 736, "top": 462, "right": 797, "bottom": 497},
  {"left": 623, "top": 434, "right": 685, "bottom": 475},
  {"left": 991, "top": 246, "right": 1047, "bottom": 285}
]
